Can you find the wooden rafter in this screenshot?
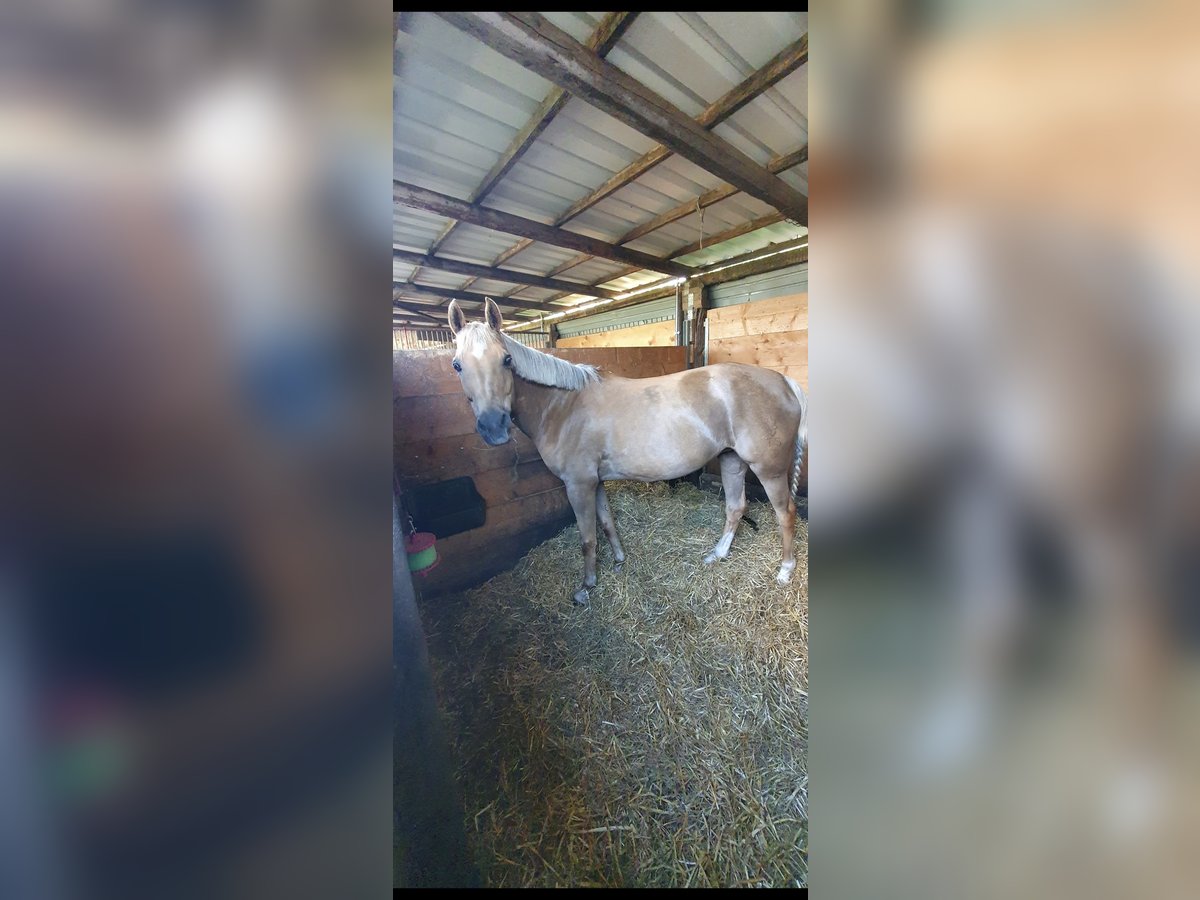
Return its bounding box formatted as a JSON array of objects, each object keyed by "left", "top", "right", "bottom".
[
  {"left": 548, "top": 41, "right": 808, "bottom": 232},
  {"left": 393, "top": 181, "right": 694, "bottom": 278},
  {"left": 392, "top": 300, "right": 449, "bottom": 323},
  {"left": 467, "top": 34, "right": 808, "bottom": 288},
  {"left": 617, "top": 147, "right": 807, "bottom": 249},
  {"left": 393, "top": 248, "right": 621, "bottom": 299},
  {"left": 525, "top": 145, "right": 808, "bottom": 286},
  {"left": 394, "top": 282, "right": 562, "bottom": 314},
  {"left": 530, "top": 211, "right": 792, "bottom": 308},
  {"left": 510, "top": 240, "right": 809, "bottom": 332},
  {"left": 405, "top": 12, "right": 637, "bottom": 285},
  {"left": 437, "top": 12, "right": 807, "bottom": 222},
  {"left": 668, "top": 212, "right": 786, "bottom": 261}
]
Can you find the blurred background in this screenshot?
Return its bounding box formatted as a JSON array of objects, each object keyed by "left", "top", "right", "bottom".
[
  {"left": 8, "top": 0, "right": 1200, "bottom": 896},
  {"left": 809, "top": 1, "right": 1200, "bottom": 898},
  {"left": 0, "top": 2, "right": 393, "bottom": 899}
]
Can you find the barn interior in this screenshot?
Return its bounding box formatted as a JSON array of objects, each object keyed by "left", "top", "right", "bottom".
[{"left": 392, "top": 12, "right": 808, "bottom": 887}]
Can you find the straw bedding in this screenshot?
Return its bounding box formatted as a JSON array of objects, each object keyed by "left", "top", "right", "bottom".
[{"left": 415, "top": 480, "right": 808, "bottom": 887}]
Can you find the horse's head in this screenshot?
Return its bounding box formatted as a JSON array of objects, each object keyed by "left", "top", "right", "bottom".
[{"left": 447, "top": 297, "right": 515, "bottom": 446}]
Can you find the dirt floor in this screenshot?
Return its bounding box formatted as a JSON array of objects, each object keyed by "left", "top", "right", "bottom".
[{"left": 414, "top": 480, "right": 808, "bottom": 887}]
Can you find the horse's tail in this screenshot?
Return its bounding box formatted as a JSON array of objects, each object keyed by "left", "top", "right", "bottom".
[{"left": 785, "top": 376, "right": 808, "bottom": 504}]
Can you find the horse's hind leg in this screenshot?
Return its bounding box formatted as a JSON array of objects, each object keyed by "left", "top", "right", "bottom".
[
  {"left": 596, "top": 483, "right": 626, "bottom": 572},
  {"left": 705, "top": 451, "right": 749, "bottom": 565},
  {"left": 755, "top": 469, "right": 797, "bottom": 584}
]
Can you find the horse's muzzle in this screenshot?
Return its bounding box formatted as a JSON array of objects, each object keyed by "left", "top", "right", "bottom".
[{"left": 476, "top": 410, "right": 512, "bottom": 446}]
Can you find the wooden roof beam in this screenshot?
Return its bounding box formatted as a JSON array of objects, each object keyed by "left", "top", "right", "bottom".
[
  {"left": 454, "top": 36, "right": 805, "bottom": 294},
  {"left": 438, "top": 12, "right": 807, "bottom": 224},
  {"left": 392, "top": 300, "right": 450, "bottom": 323},
  {"left": 527, "top": 145, "right": 808, "bottom": 285},
  {"left": 406, "top": 12, "right": 637, "bottom": 284},
  {"left": 616, "top": 146, "right": 807, "bottom": 250},
  {"left": 508, "top": 240, "right": 809, "bottom": 332},
  {"left": 668, "top": 212, "right": 786, "bottom": 262},
  {"left": 469, "top": 34, "right": 807, "bottom": 282},
  {"left": 545, "top": 39, "right": 808, "bottom": 234},
  {"left": 530, "top": 212, "right": 790, "bottom": 308},
  {"left": 394, "top": 282, "right": 562, "bottom": 314},
  {"left": 393, "top": 181, "right": 694, "bottom": 278},
  {"left": 392, "top": 248, "right": 621, "bottom": 299}
]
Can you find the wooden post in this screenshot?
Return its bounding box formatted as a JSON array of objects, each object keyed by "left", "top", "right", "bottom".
[
  {"left": 685, "top": 283, "right": 707, "bottom": 368},
  {"left": 674, "top": 283, "right": 685, "bottom": 347}
]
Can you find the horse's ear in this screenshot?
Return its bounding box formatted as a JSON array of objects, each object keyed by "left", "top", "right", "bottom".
[
  {"left": 447, "top": 299, "right": 466, "bottom": 335},
  {"left": 484, "top": 297, "right": 504, "bottom": 332}
]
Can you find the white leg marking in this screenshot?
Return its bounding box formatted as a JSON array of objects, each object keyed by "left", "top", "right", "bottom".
[
  {"left": 775, "top": 559, "right": 796, "bottom": 584},
  {"left": 704, "top": 531, "right": 735, "bottom": 565}
]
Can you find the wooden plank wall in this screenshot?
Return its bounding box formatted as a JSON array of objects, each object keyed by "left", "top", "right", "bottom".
[
  {"left": 394, "top": 345, "right": 688, "bottom": 596},
  {"left": 556, "top": 318, "right": 677, "bottom": 349},
  {"left": 703, "top": 293, "right": 808, "bottom": 490},
  {"left": 706, "top": 293, "right": 808, "bottom": 389},
  {"left": 544, "top": 345, "right": 687, "bottom": 378}
]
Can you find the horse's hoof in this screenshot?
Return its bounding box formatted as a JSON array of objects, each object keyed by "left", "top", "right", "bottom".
[
  {"left": 572, "top": 587, "right": 590, "bottom": 605},
  {"left": 614, "top": 560, "right": 624, "bottom": 573},
  {"left": 703, "top": 552, "right": 719, "bottom": 566},
  {"left": 775, "top": 563, "right": 795, "bottom": 584}
]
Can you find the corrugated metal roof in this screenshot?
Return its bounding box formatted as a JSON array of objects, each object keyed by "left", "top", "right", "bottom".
[
  {"left": 394, "top": 11, "right": 807, "bottom": 321},
  {"left": 557, "top": 294, "right": 679, "bottom": 338},
  {"left": 676, "top": 221, "right": 806, "bottom": 268},
  {"left": 560, "top": 260, "right": 808, "bottom": 338},
  {"left": 429, "top": 222, "right": 532, "bottom": 267}
]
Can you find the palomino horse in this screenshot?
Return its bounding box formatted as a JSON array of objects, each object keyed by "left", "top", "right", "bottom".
[{"left": 447, "top": 298, "right": 808, "bottom": 604}]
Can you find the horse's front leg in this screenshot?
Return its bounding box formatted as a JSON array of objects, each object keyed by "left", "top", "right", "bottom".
[{"left": 564, "top": 478, "right": 599, "bottom": 605}]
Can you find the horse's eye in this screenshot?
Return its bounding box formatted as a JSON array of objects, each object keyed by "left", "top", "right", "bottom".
[
  {"left": 452, "top": 359, "right": 462, "bottom": 372},
  {"left": 503, "top": 354, "right": 513, "bottom": 367}
]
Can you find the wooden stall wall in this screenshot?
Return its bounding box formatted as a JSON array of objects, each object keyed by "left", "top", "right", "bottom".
[
  {"left": 556, "top": 319, "right": 677, "bottom": 349},
  {"left": 706, "top": 293, "right": 808, "bottom": 389},
  {"left": 394, "top": 346, "right": 688, "bottom": 596}
]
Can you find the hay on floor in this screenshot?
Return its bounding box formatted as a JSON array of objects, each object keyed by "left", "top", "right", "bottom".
[{"left": 416, "top": 480, "right": 808, "bottom": 888}]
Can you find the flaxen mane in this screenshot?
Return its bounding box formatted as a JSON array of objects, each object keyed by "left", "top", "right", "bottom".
[{"left": 459, "top": 322, "right": 599, "bottom": 390}]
